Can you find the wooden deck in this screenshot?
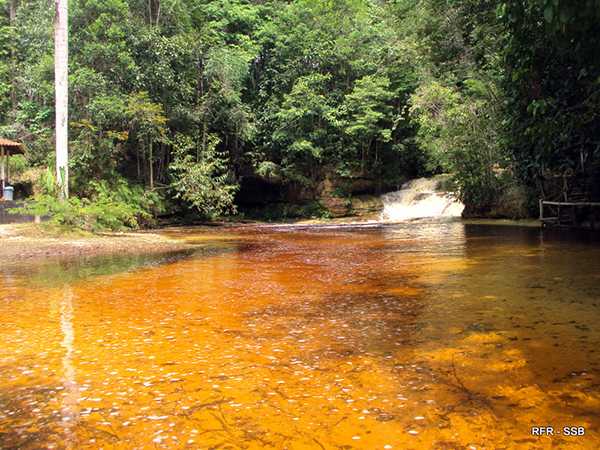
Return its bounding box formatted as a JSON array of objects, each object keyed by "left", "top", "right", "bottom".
[{"left": 539, "top": 200, "right": 600, "bottom": 229}]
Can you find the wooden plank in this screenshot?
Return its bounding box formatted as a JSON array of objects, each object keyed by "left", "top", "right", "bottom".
[
  {"left": 0, "top": 145, "right": 5, "bottom": 184},
  {"left": 542, "top": 201, "right": 600, "bottom": 207}
]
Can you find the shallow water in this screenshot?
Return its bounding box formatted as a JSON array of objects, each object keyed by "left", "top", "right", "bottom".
[{"left": 1, "top": 222, "right": 600, "bottom": 449}]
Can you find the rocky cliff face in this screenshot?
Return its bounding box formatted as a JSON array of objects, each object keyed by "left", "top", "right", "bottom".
[
  {"left": 461, "top": 184, "right": 530, "bottom": 219},
  {"left": 237, "top": 170, "right": 384, "bottom": 218},
  {"left": 317, "top": 173, "right": 382, "bottom": 217}
]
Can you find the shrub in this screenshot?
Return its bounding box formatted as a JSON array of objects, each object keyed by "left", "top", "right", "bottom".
[
  {"left": 410, "top": 79, "right": 508, "bottom": 212},
  {"left": 13, "top": 177, "right": 162, "bottom": 232},
  {"left": 169, "top": 134, "right": 238, "bottom": 219}
]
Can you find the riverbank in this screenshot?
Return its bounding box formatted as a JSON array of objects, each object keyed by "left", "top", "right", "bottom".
[
  {"left": 1, "top": 216, "right": 544, "bottom": 262},
  {"left": 0, "top": 224, "right": 195, "bottom": 260}
]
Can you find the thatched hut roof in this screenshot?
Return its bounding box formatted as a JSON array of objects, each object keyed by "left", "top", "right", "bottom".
[{"left": 0, "top": 138, "right": 24, "bottom": 155}]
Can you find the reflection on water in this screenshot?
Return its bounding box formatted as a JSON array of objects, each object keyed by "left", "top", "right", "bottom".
[
  {"left": 2, "top": 249, "right": 200, "bottom": 289},
  {"left": 59, "top": 286, "right": 77, "bottom": 450},
  {"left": 1, "top": 222, "right": 600, "bottom": 449}
]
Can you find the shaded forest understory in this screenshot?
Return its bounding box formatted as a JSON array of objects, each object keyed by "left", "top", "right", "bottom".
[{"left": 1, "top": 0, "right": 600, "bottom": 228}]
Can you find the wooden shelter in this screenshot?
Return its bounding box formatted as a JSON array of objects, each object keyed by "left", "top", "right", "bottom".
[{"left": 0, "top": 138, "right": 24, "bottom": 199}]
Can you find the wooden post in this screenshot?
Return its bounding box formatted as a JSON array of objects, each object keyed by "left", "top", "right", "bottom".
[
  {"left": 0, "top": 146, "right": 5, "bottom": 196},
  {"left": 539, "top": 199, "right": 543, "bottom": 224}
]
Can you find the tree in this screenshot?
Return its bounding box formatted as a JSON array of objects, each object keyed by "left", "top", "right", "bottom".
[
  {"left": 13, "top": 0, "right": 600, "bottom": 223},
  {"left": 500, "top": 0, "right": 600, "bottom": 201},
  {"left": 270, "top": 73, "right": 336, "bottom": 184},
  {"left": 341, "top": 75, "right": 395, "bottom": 174},
  {"left": 125, "top": 91, "right": 167, "bottom": 189},
  {"left": 169, "top": 133, "right": 238, "bottom": 219},
  {"left": 54, "top": 0, "right": 68, "bottom": 198}
]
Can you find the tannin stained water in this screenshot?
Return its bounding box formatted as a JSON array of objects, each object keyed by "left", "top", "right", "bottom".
[{"left": 1, "top": 222, "right": 600, "bottom": 449}]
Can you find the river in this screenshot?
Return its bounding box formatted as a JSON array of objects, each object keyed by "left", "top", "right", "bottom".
[{"left": 1, "top": 222, "right": 600, "bottom": 449}]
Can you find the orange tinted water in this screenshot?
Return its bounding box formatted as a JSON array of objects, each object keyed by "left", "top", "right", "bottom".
[{"left": 1, "top": 222, "right": 600, "bottom": 449}]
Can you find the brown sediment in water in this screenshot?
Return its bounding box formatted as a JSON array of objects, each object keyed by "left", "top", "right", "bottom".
[{"left": 1, "top": 223, "right": 600, "bottom": 449}]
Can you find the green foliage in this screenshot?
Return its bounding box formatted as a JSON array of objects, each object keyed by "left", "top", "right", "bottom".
[
  {"left": 252, "top": 0, "right": 420, "bottom": 189},
  {"left": 7, "top": 154, "right": 28, "bottom": 177},
  {"left": 343, "top": 75, "right": 394, "bottom": 143},
  {"left": 410, "top": 78, "right": 507, "bottom": 209},
  {"left": 83, "top": 179, "right": 164, "bottom": 230},
  {"left": 15, "top": 176, "right": 162, "bottom": 232},
  {"left": 3, "top": 0, "right": 599, "bottom": 222},
  {"left": 126, "top": 92, "right": 167, "bottom": 140},
  {"left": 2, "top": 0, "right": 423, "bottom": 222},
  {"left": 244, "top": 201, "right": 329, "bottom": 222},
  {"left": 169, "top": 133, "right": 238, "bottom": 219},
  {"left": 500, "top": 0, "right": 600, "bottom": 200},
  {"left": 270, "top": 73, "right": 336, "bottom": 183},
  {"left": 402, "top": 0, "right": 522, "bottom": 213}
]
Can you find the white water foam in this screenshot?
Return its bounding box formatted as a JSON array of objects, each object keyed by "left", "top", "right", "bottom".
[{"left": 380, "top": 177, "right": 464, "bottom": 221}]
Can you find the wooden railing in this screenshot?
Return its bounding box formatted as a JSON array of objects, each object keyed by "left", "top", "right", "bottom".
[{"left": 539, "top": 200, "right": 600, "bottom": 229}]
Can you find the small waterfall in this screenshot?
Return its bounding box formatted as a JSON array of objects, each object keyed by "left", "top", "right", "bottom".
[{"left": 380, "top": 177, "right": 464, "bottom": 221}]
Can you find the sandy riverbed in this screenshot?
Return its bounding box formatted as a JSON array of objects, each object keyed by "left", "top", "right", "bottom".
[
  {"left": 0, "top": 224, "right": 194, "bottom": 260},
  {"left": 0, "top": 216, "right": 540, "bottom": 261}
]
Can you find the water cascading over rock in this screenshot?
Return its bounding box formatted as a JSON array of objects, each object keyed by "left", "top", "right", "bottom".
[{"left": 380, "top": 177, "right": 464, "bottom": 221}]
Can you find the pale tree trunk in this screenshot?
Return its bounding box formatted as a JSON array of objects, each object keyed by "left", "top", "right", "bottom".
[
  {"left": 148, "top": 139, "right": 154, "bottom": 189},
  {"left": 0, "top": 147, "right": 5, "bottom": 195},
  {"left": 54, "top": 0, "right": 69, "bottom": 199},
  {"left": 9, "top": 1, "right": 18, "bottom": 109},
  {"left": 201, "top": 119, "right": 207, "bottom": 162},
  {"left": 8, "top": 1, "right": 16, "bottom": 27},
  {"left": 148, "top": 0, "right": 160, "bottom": 25},
  {"left": 136, "top": 146, "right": 141, "bottom": 180}
]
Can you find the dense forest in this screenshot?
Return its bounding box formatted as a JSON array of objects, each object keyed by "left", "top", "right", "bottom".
[{"left": 1, "top": 0, "right": 600, "bottom": 227}]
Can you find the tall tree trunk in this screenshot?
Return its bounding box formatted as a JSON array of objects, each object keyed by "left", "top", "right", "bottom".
[
  {"left": 54, "top": 0, "right": 69, "bottom": 199},
  {"left": 9, "top": 0, "right": 18, "bottom": 110},
  {"left": 196, "top": 57, "right": 205, "bottom": 163},
  {"left": 148, "top": 0, "right": 160, "bottom": 25},
  {"left": 136, "top": 146, "right": 141, "bottom": 180},
  {"left": 8, "top": 1, "right": 16, "bottom": 29},
  {"left": 148, "top": 139, "right": 154, "bottom": 189},
  {"left": 201, "top": 120, "right": 207, "bottom": 161}
]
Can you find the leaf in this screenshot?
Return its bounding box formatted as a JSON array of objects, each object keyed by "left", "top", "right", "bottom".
[
  {"left": 544, "top": 5, "right": 554, "bottom": 23},
  {"left": 559, "top": 8, "right": 570, "bottom": 23}
]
